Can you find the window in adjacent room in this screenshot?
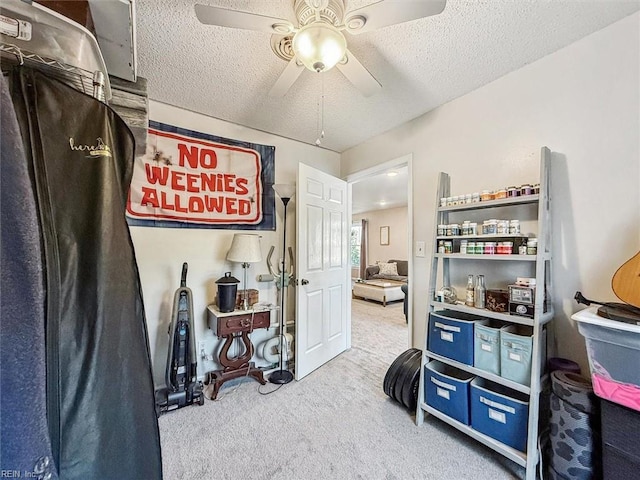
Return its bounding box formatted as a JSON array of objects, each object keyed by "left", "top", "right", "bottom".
[{"left": 350, "top": 222, "right": 362, "bottom": 267}]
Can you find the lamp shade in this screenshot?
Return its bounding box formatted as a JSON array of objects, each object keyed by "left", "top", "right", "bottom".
[
  {"left": 272, "top": 184, "right": 296, "bottom": 200},
  {"left": 292, "top": 23, "right": 347, "bottom": 73},
  {"left": 226, "top": 234, "right": 262, "bottom": 263}
]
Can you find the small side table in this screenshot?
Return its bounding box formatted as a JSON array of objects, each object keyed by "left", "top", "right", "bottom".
[{"left": 206, "top": 305, "right": 271, "bottom": 399}]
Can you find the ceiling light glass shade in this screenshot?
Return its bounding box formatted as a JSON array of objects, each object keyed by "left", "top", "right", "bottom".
[
  {"left": 292, "top": 23, "right": 347, "bottom": 73},
  {"left": 272, "top": 184, "right": 296, "bottom": 200},
  {"left": 227, "top": 234, "right": 262, "bottom": 263}
]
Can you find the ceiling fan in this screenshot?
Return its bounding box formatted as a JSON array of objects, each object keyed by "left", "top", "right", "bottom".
[{"left": 195, "top": 0, "right": 446, "bottom": 97}]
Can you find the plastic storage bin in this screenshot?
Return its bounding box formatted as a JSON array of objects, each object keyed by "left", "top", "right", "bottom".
[
  {"left": 428, "top": 310, "right": 488, "bottom": 365},
  {"left": 500, "top": 325, "right": 534, "bottom": 386},
  {"left": 474, "top": 320, "right": 507, "bottom": 375},
  {"left": 425, "top": 361, "right": 475, "bottom": 425},
  {"left": 572, "top": 307, "right": 640, "bottom": 412},
  {"left": 470, "top": 377, "right": 530, "bottom": 452}
]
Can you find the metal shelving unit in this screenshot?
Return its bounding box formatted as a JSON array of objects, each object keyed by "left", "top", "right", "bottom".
[{"left": 416, "top": 147, "right": 553, "bottom": 480}]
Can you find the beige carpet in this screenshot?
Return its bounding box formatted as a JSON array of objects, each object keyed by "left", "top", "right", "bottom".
[{"left": 157, "top": 298, "right": 524, "bottom": 479}]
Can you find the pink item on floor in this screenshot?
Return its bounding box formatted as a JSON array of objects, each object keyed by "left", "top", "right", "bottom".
[{"left": 592, "top": 373, "right": 640, "bottom": 412}]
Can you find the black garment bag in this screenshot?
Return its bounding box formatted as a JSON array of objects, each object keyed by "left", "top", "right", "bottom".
[{"left": 8, "top": 67, "right": 162, "bottom": 480}]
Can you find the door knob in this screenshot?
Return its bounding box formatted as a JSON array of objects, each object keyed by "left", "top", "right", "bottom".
[{"left": 301, "top": 279, "right": 309, "bottom": 285}]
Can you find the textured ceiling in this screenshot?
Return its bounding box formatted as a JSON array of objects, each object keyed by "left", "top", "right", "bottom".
[
  {"left": 352, "top": 166, "right": 408, "bottom": 214},
  {"left": 135, "top": 0, "right": 640, "bottom": 152}
]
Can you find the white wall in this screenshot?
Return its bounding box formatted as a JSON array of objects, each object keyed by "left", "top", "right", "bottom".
[
  {"left": 341, "top": 13, "right": 640, "bottom": 373},
  {"left": 353, "top": 206, "right": 408, "bottom": 265},
  {"left": 132, "top": 101, "right": 340, "bottom": 386}
]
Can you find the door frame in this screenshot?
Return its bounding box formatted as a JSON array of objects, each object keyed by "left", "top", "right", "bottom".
[{"left": 344, "top": 153, "right": 414, "bottom": 348}]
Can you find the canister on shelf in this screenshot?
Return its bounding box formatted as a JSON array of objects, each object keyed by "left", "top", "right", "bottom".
[
  {"left": 444, "top": 241, "right": 453, "bottom": 254},
  {"left": 467, "top": 241, "right": 476, "bottom": 254},
  {"left": 480, "top": 190, "right": 493, "bottom": 201},
  {"left": 440, "top": 197, "right": 447, "bottom": 207},
  {"left": 465, "top": 193, "right": 472, "bottom": 204},
  {"left": 520, "top": 184, "right": 533, "bottom": 196},
  {"left": 472, "top": 192, "right": 480, "bottom": 203},
  {"left": 475, "top": 241, "right": 485, "bottom": 255},
  {"left": 460, "top": 240, "right": 468, "bottom": 255},
  {"left": 446, "top": 196, "right": 453, "bottom": 205},
  {"left": 453, "top": 195, "right": 460, "bottom": 205},
  {"left": 497, "top": 220, "right": 509, "bottom": 235},
  {"left": 449, "top": 224, "right": 460, "bottom": 236},
  {"left": 507, "top": 186, "right": 519, "bottom": 198},
  {"left": 502, "top": 241, "right": 513, "bottom": 254},
  {"left": 509, "top": 220, "right": 521, "bottom": 235},
  {"left": 469, "top": 222, "right": 478, "bottom": 235},
  {"left": 483, "top": 219, "right": 498, "bottom": 235},
  {"left": 484, "top": 242, "right": 497, "bottom": 255},
  {"left": 437, "top": 224, "right": 447, "bottom": 236},
  {"left": 533, "top": 184, "right": 540, "bottom": 194},
  {"left": 438, "top": 240, "right": 445, "bottom": 253},
  {"left": 527, "top": 238, "right": 538, "bottom": 255},
  {"left": 495, "top": 188, "right": 508, "bottom": 199}
]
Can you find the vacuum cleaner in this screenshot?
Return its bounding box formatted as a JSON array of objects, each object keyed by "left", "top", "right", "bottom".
[{"left": 155, "top": 262, "right": 204, "bottom": 415}]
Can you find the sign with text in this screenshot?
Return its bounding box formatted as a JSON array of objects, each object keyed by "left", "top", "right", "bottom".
[{"left": 126, "top": 121, "right": 275, "bottom": 230}]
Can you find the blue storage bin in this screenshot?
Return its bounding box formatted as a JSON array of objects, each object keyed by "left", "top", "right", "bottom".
[
  {"left": 470, "top": 378, "right": 529, "bottom": 451},
  {"left": 428, "top": 310, "right": 488, "bottom": 365},
  {"left": 500, "top": 325, "right": 533, "bottom": 386},
  {"left": 425, "top": 361, "right": 475, "bottom": 425},
  {"left": 474, "top": 320, "right": 508, "bottom": 375}
]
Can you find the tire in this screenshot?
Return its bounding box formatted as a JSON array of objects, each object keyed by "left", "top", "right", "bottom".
[
  {"left": 392, "top": 349, "right": 422, "bottom": 405},
  {"left": 401, "top": 353, "right": 423, "bottom": 411},
  {"left": 383, "top": 348, "right": 419, "bottom": 397}
]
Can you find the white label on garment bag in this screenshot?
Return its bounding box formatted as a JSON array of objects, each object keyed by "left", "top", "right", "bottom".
[
  {"left": 509, "top": 352, "right": 522, "bottom": 362},
  {"left": 437, "top": 387, "right": 450, "bottom": 400},
  {"left": 489, "top": 408, "right": 507, "bottom": 424},
  {"left": 441, "top": 331, "right": 454, "bottom": 342},
  {"left": 481, "top": 343, "right": 492, "bottom": 352}
]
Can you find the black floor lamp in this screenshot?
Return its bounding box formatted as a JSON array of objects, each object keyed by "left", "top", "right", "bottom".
[{"left": 269, "top": 183, "right": 295, "bottom": 385}]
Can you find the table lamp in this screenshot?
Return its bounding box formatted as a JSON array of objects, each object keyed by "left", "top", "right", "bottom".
[{"left": 227, "top": 234, "right": 262, "bottom": 310}]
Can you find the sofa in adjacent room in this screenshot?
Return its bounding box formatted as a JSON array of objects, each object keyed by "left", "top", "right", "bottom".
[{"left": 364, "top": 260, "right": 408, "bottom": 283}]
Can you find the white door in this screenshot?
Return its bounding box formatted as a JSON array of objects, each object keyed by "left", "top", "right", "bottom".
[{"left": 295, "top": 163, "right": 349, "bottom": 380}]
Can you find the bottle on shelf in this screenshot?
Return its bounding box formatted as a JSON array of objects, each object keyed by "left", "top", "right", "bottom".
[
  {"left": 474, "top": 274, "right": 486, "bottom": 309},
  {"left": 465, "top": 274, "right": 475, "bottom": 306}
]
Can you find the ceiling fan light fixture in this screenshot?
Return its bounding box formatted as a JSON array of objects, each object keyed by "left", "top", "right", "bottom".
[{"left": 292, "top": 23, "right": 346, "bottom": 73}]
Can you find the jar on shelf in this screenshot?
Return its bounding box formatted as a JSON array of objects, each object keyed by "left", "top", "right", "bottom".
[
  {"left": 497, "top": 220, "right": 509, "bottom": 235},
  {"left": 448, "top": 224, "right": 460, "bottom": 236},
  {"left": 444, "top": 241, "right": 453, "bottom": 254},
  {"left": 475, "top": 241, "right": 485, "bottom": 255},
  {"left": 467, "top": 241, "right": 476, "bottom": 254},
  {"left": 480, "top": 190, "right": 493, "bottom": 201},
  {"left": 507, "top": 186, "right": 519, "bottom": 197},
  {"left": 460, "top": 240, "right": 468, "bottom": 255},
  {"left": 484, "top": 241, "right": 497, "bottom": 255},
  {"left": 446, "top": 196, "right": 453, "bottom": 206},
  {"left": 495, "top": 188, "right": 508, "bottom": 199},
  {"left": 483, "top": 219, "right": 498, "bottom": 235},
  {"left": 438, "top": 240, "right": 445, "bottom": 253},
  {"left": 472, "top": 192, "right": 480, "bottom": 203},
  {"left": 437, "top": 224, "right": 447, "bottom": 236},
  {"left": 533, "top": 184, "right": 540, "bottom": 194},
  {"left": 498, "top": 241, "right": 513, "bottom": 254},
  {"left": 509, "top": 220, "right": 521, "bottom": 235},
  {"left": 440, "top": 197, "right": 447, "bottom": 207},
  {"left": 462, "top": 221, "right": 471, "bottom": 236},
  {"left": 527, "top": 238, "right": 538, "bottom": 255},
  {"left": 465, "top": 193, "right": 472, "bottom": 204},
  {"left": 520, "top": 184, "right": 533, "bottom": 196},
  {"left": 469, "top": 222, "right": 478, "bottom": 235}
]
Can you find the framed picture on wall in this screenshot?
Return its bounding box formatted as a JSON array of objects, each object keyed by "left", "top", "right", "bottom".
[{"left": 380, "top": 226, "right": 389, "bottom": 245}]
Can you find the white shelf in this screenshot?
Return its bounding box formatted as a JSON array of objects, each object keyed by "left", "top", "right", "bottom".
[
  {"left": 429, "top": 301, "right": 554, "bottom": 327},
  {"left": 423, "top": 351, "right": 533, "bottom": 394},
  {"left": 420, "top": 403, "right": 528, "bottom": 467},
  {"left": 417, "top": 147, "right": 553, "bottom": 480},
  {"left": 439, "top": 195, "right": 539, "bottom": 212},
  {"left": 434, "top": 253, "right": 536, "bottom": 261}
]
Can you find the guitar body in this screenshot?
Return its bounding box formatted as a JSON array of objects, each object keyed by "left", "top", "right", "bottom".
[{"left": 612, "top": 251, "right": 640, "bottom": 308}]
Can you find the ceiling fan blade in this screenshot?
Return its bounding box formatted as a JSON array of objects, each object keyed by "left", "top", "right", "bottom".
[
  {"left": 344, "top": 0, "right": 446, "bottom": 35},
  {"left": 268, "top": 58, "right": 305, "bottom": 97},
  {"left": 336, "top": 50, "right": 381, "bottom": 97},
  {"left": 194, "top": 4, "right": 295, "bottom": 34}
]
